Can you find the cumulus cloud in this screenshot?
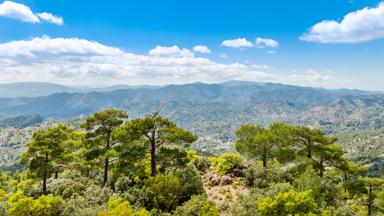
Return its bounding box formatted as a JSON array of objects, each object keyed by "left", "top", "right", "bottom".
[
  {"left": 221, "top": 38, "right": 253, "bottom": 48},
  {"left": 193, "top": 45, "right": 211, "bottom": 53},
  {"left": 0, "top": 1, "right": 39, "bottom": 23},
  {"left": 300, "top": 2, "right": 384, "bottom": 43},
  {"left": 255, "top": 37, "right": 279, "bottom": 48},
  {"left": 148, "top": 45, "right": 194, "bottom": 57},
  {"left": 285, "top": 69, "right": 351, "bottom": 88},
  {"left": 0, "top": 36, "right": 347, "bottom": 88},
  {"left": 251, "top": 64, "right": 270, "bottom": 70},
  {"left": 288, "top": 69, "right": 333, "bottom": 83},
  {"left": 37, "top": 12, "right": 63, "bottom": 25},
  {"left": 0, "top": 1, "right": 63, "bottom": 25}
]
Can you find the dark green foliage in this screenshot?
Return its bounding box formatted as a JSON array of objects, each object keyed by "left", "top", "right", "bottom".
[
  {"left": 177, "top": 164, "right": 204, "bottom": 204},
  {"left": 191, "top": 157, "right": 211, "bottom": 172},
  {"left": 145, "top": 174, "right": 181, "bottom": 211},
  {"left": 236, "top": 123, "right": 290, "bottom": 168},
  {"left": 174, "top": 195, "right": 220, "bottom": 216},
  {"left": 81, "top": 109, "right": 128, "bottom": 186},
  {"left": 117, "top": 114, "right": 197, "bottom": 176},
  {"left": 20, "top": 124, "right": 73, "bottom": 193},
  {"left": 1, "top": 109, "right": 383, "bottom": 216},
  {"left": 157, "top": 147, "right": 189, "bottom": 173}
]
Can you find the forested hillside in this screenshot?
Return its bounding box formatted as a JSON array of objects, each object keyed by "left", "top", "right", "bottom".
[
  {"left": 1, "top": 82, "right": 384, "bottom": 215},
  {"left": 1, "top": 82, "right": 384, "bottom": 172},
  {"left": 0, "top": 82, "right": 383, "bottom": 154},
  {"left": 0, "top": 109, "right": 383, "bottom": 216}
]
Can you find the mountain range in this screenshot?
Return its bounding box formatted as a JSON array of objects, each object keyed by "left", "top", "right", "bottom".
[{"left": 0, "top": 81, "right": 384, "bottom": 155}]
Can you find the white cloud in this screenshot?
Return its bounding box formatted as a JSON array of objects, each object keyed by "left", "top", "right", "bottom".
[
  {"left": 255, "top": 37, "right": 279, "bottom": 48},
  {"left": 288, "top": 69, "right": 334, "bottom": 83},
  {"left": 0, "top": 1, "right": 39, "bottom": 23},
  {"left": 0, "top": 1, "right": 63, "bottom": 25},
  {"left": 285, "top": 69, "right": 351, "bottom": 88},
  {"left": 37, "top": 12, "right": 63, "bottom": 25},
  {"left": 193, "top": 45, "right": 211, "bottom": 53},
  {"left": 0, "top": 36, "right": 123, "bottom": 57},
  {"left": 300, "top": 2, "right": 384, "bottom": 43},
  {"left": 251, "top": 64, "right": 270, "bottom": 70},
  {"left": 0, "top": 36, "right": 348, "bottom": 88},
  {"left": 148, "top": 45, "right": 194, "bottom": 57},
  {"left": 221, "top": 38, "right": 253, "bottom": 48}
]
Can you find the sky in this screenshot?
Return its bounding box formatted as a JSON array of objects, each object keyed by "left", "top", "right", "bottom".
[{"left": 0, "top": 0, "right": 384, "bottom": 90}]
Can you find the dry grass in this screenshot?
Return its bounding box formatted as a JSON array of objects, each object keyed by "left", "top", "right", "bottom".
[{"left": 203, "top": 177, "right": 249, "bottom": 214}]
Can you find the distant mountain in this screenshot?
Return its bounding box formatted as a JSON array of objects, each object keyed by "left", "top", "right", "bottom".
[
  {"left": 0, "top": 82, "right": 77, "bottom": 98},
  {"left": 0, "top": 81, "right": 378, "bottom": 99},
  {"left": 0, "top": 82, "right": 378, "bottom": 118},
  {"left": 0, "top": 81, "right": 384, "bottom": 166},
  {"left": 0, "top": 82, "right": 162, "bottom": 98},
  {"left": 0, "top": 115, "right": 44, "bottom": 128}
]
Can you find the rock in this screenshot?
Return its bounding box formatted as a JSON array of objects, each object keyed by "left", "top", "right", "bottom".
[
  {"left": 220, "top": 175, "right": 233, "bottom": 185},
  {"left": 233, "top": 168, "right": 244, "bottom": 177},
  {"left": 211, "top": 177, "right": 221, "bottom": 186}
]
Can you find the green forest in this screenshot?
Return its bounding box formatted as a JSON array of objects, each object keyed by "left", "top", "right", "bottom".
[{"left": 0, "top": 109, "right": 383, "bottom": 216}]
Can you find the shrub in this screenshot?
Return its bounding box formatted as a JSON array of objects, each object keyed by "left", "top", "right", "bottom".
[
  {"left": 177, "top": 164, "right": 204, "bottom": 204},
  {"left": 145, "top": 174, "right": 181, "bottom": 211},
  {"left": 244, "top": 160, "right": 282, "bottom": 188},
  {"left": 216, "top": 153, "right": 244, "bottom": 174},
  {"left": 8, "top": 191, "right": 63, "bottom": 216},
  {"left": 191, "top": 157, "right": 211, "bottom": 172},
  {"left": 174, "top": 195, "right": 219, "bottom": 216},
  {"left": 98, "top": 196, "right": 150, "bottom": 216},
  {"left": 124, "top": 186, "right": 155, "bottom": 210},
  {"left": 257, "top": 190, "right": 317, "bottom": 216},
  {"left": 61, "top": 194, "right": 99, "bottom": 216}
]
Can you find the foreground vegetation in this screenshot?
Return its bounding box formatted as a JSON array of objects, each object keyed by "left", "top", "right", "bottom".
[{"left": 0, "top": 109, "right": 383, "bottom": 215}]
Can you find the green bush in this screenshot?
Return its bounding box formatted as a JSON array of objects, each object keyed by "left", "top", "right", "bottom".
[
  {"left": 257, "top": 190, "right": 317, "bottom": 216},
  {"left": 99, "top": 196, "right": 150, "bottom": 216},
  {"left": 244, "top": 160, "right": 282, "bottom": 188},
  {"left": 191, "top": 157, "right": 211, "bottom": 172},
  {"left": 124, "top": 186, "right": 156, "bottom": 210},
  {"left": 177, "top": 164, "right": 204, "bottom": 204},
  {"left": 8, "top": 192, "right": 63, "bottom": 216},
  {"left": 216, "top": 153, "right": 244, "bottom": 174},
  {"left": 61, "top": 194, "right": 99, "bottom": 216},
  {"left": 174, "top": 195, "right": 219, "bottom": 216},
  {"left": 145, "top": 174, "right": 181, "bottom": 211}
]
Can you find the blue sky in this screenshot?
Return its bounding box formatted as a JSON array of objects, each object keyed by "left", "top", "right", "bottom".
[{"left": 0, "top": 0, "right": 384, "bottom": 90}]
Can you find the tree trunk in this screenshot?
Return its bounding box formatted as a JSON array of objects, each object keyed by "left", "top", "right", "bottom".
[
  {"left": 103, "top": 157, "right": 109, "bottom": 186},
  {"left": 55, "top": 171, "right": 58, "bottom": 179},
  {"left": 368, "top": 185, "right": 373, "bottom": 216},
  {"left": 307, "top": 145, "right": 312, "bottom": 158},
  {"left": 344, "top": 173, "right": 348, "bottom": 193},
  {"left": 319, "top": 157, "right": 324, "bottom": 177},
  {"left": 150, "top": 140, "right": 157, "bottom": 176},
  {"left": 307, "top": 138, "right": 312, "bottom": 158},
  {"left": 104, "top": 130, "right": 111, "bottom": 186},
  {"left": 43, "top": 172, "right": 47, "bottom": 194},
  {"left": 262, "top": 152, "right": 267, "bottom": 168},
  {"left": 43, "top": 153, "right": 48, "bottom": 194}
]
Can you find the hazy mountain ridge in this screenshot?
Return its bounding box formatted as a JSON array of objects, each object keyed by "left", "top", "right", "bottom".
[
  {"left": 0, "top": 82, "right": 161, "bottom": 98},
  {"left": 0, "top": 82, "right": 379, "bottom": 117},
  {"left": 0, "top": 82, "right": 383, "bottom": 158}
]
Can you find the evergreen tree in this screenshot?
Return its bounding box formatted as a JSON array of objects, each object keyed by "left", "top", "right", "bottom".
[
  {"left": 81, "top": 109, "right": 128, "bottom": 186},
  {"left": 21, "top": 124, "right": 73, "bottom": 193},
  {"left": 118, "top": 113, "right": 197, "bottom": 176},
  {"left": 236, "top": 124, "right": 282, "bottom": 168}
]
